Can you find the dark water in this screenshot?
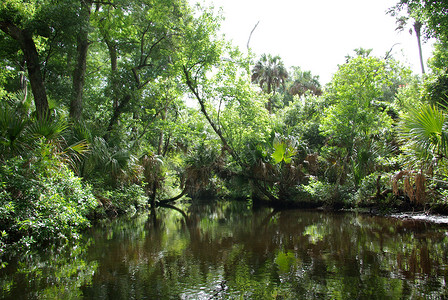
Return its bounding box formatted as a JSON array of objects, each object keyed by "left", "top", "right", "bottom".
[{"left": 2, "top": 201, "right": 448, "bottom": 299}]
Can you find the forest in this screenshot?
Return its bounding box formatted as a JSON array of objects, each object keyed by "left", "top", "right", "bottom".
[{"left": 1, "top": 0, "right": 448, "bottom": 258}]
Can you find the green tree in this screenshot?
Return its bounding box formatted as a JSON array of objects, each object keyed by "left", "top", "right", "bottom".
[
  {"left": 251, "top": 54, "right": 288, "bottom": 113},
  {"left": 320, "top": 53, "right": 409, "bottom": 190},
  {"left": 390, "top": 0, "right": 448, "bottom": 42},
  {"left": 394, "top": 15, "right": 426, "bottom": 74},
  {"left": 91, "top": 0, "right": 189, "bottom": 137},
  {"left": 287, "top": 66, "right": 322, "bottom": 100},
  {"left": 70, "top": 0, "right": 93, "bottom": 120},
  {"left": 0, "top": 0, "right": 51, "bottom": 118}
]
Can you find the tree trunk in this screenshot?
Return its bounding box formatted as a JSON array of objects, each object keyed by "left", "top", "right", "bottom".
[
  {"left": 70, "top": 0, "right": 93, "bottom": 120},
  {"left": 103, "top": 33, "right": 123, "bottom": 137},
  {"left": 414, "top": 21, "right": 426, "bottom": 75},
  {"left": 104, "top": 36, "right": 118, "bottom": 109},
  {"left": 0, "top": 21, "right": 49, "bottom": 119},
  {"left": 106, "top": 94, "right": 131, "bottom": 134},
  {"left": 157, "top": 101, "right": 168, "bottom": 155},
  {"left": 19, "top": 57, "right": 28, "bottom": 102}
]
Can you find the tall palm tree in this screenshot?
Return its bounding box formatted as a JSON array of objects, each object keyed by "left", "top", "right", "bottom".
[
  {"left": 251, "top": 54, "right": 288, "bottom": 113},
  {"left": 288, "top": 67, "right": 322, "bottom": 98},
  {"left": 395, "top": 16, "right": 426, "bottom": 74}
]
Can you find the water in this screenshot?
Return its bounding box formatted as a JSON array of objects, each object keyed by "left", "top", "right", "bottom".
[{"left": 2, "top": 201, "right": 448, "bottom": 299}]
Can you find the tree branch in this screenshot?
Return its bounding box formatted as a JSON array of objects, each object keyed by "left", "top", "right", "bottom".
[
  {"left": 247, "top": 21, "right": 260, "bottom": 50},
  {"left": 157, "top": 186, "right": 188, "bottom": 205}
]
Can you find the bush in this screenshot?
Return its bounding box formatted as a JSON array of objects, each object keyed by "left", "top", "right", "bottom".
[
  {"left": 355, "top": 172, "right": 396, "bottom": 208},
  {"left": 0, "top": 155, "right": 98, "bottom": 254},
  {"left": 95, "top": 184, "right": 148, "bottom": 215},
  {"left": 300, "top": 176, "right": 333, "bottom": 204}
]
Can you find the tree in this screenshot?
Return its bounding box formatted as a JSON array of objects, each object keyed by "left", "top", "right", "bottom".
[
  {"left": 251, "top": 54, "right": 288, "bottom": 113},
  {"left": 320, "top": 53, "right": 410, "bottom": 188},
  {"left": 288, "top": 66, "right": 322, "bottom": 98},
  {"left": 390, "top": 0, "right": 448, "bottom": 42},
  {"left": 92, "top": 0, "right": 189, "bottom": 137},
  {"left": 394, "top": 15, "right": 426, "bottom": 74},
  {"left": 70, "top": 0, "right": 94, "bottom": 120},
  {"left": 0, "top": 1, "right": 50, "bottom": 119},
  {"left": 0, "top": 0, "right": 99, "bottom": 120}
]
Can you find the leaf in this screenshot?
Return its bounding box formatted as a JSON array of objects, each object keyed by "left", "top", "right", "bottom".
[
  {"left": 285, "top": 145, "right": 298, "bottom": 163},
  {"left": 272, "top": 141, "right": 286, "bottom": 164}
]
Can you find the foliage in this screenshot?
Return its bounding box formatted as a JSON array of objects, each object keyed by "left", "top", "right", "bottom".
[
  {"left": 251, "top": 54, "right": 288, "bottom": 112},
  {"left": 390, "top": 0, "right": 448, "bottom": 42},
  {"left": 2, "top": 0, "right": 448, "bottom": 264},
  {"left": 288, "top": 66, "right": 321, "bottom": 97},
  {"left": 319, "top": 54, "right": 409, "bottom": 188},
  {"left": 0, "top": 153, "right": 97, "bottom": 254},
  {"left": 355, "top": 172, "right": 396, "bottom": 207},
  {"left": 95, "top": 184, "right": 148, "bottom": 216},
  {"left": 422, "top": 72, "right": 448, "bottom": 107},
  {"left": 280, "top": 95, "right": 327, "bottom": 153},
  {"left": 398, "top": 102, "right": 448, "bottom": 168}
]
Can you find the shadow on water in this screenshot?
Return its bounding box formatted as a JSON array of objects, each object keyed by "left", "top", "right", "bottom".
[{"left": 2, "top": 200, "right": 448, "bottom": 299}]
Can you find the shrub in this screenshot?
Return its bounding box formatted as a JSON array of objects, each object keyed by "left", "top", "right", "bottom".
[
  {"left": 300, "top": 176, "right": 333, "bottom": 204},
  {"left": 355, "top": 172, "right": 396, "bottom": 208},
  {"left": 95, "top": 184, "right": 148, "bottom": 215},
  {"left": 0, "top": 155, "right": 98, "bottom": 254}
]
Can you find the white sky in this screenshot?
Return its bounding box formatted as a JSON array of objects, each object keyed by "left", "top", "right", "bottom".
[{"left": 191, "top": 0, "right": 435, "bottom": 84}]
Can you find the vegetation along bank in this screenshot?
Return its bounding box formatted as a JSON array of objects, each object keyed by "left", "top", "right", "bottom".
[{"left": 1, "top": 0, "right": 448, "bottom": 259}]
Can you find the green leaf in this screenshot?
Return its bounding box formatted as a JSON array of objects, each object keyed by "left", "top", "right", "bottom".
[{"left": 272, "top": 141, "right": 286, "bottom": 164}]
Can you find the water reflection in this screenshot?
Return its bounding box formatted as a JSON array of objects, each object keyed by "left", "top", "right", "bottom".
[{"left": 2, "top": 201, "right": 448, "bottom": 299}]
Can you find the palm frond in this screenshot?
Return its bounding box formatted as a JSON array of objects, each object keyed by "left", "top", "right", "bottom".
[
  {"left": 0, "top": 106, "right": 29, "bottom": 156},
  {"left": 399, "top": 103, "right": 448, "bottom": 160},
  {"left": 26, "top": 116, "right": 68, "bottom": 142}
]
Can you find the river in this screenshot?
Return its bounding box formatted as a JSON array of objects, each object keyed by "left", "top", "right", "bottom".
[{"left": 1, "top": 200, "right": 448, "bottom": 299}]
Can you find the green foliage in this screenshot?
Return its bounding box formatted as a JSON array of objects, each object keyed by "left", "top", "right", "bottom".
[
  {"left": 3, "top": 0, "right": 448, "bottom": 230},
  {"left": 299, "top": 176, "right": 333, "bottom": 204},
  {"left": 0, "top": 154, "right": 97, "bottom": 254},
  {"left": 398, "top": 102, "right": 448, "bottom": 167},
  {"left": 280, "top": 95, "right": 327, "bottom": 152},
  {"left": 319, "top": 54, "right": 409, "bottom": 188},
  {"left": 281, "top": 66, "right": 322, "bottom": 109},
  {"left": 95, "top": 184, "right": 148, "bottom": 215},
  {"left": 251, "top": 53, "right": 288, "bottom": 112},
  {"left": 422, "top": 72, "right": 448, "bottom": 107},
  {"left": 428, "top": 41, "right": 448, "bottom": 74},
  {"left": 84, "top": 137, "right": 140, "bottom": 187},
  {"left": 321, "top": 56, "right": 395, "bottom": 142},
  {"left": 272, "top": 139, "right": 297, "bottom": 164},
  {"left": 391, "top": 0, "right": 448, "bottom": 42},
  {"left": 355, "top": 172, "right": 394, "bottom": 206}
]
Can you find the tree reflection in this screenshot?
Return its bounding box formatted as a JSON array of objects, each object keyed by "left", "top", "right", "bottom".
[
  {"left": 0, "top": 240, "right": 97, "bottom": 299},
  {"left": 3, "top": 202, "right": 448, "bottom": 299}
]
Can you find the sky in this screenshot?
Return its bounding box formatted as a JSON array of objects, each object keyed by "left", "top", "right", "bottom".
[{"left": 190, "top": 0, "right": 435, "bottom": 84}]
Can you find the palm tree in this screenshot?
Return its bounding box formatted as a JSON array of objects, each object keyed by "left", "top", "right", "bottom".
[
  {"left": 251, "top": 54, "right": 288, "bottom": 113},
  {"left": 395, "top": 16, "right": 426, "bottom": 74},
  {"left": 288, "top": 67, "right": 322, "bottom": 98},
  {"left": 396, "top": 103, "right": 448, "bottom": 205}
]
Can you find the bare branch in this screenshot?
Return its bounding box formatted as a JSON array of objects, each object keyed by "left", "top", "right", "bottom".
[{"left": 247, "top": 21, "right": 260, "bottom": 50}]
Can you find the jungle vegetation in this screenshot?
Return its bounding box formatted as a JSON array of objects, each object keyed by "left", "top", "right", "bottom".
[{"left": 1, "top": 0, "right": 448, "bottom": 256}]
